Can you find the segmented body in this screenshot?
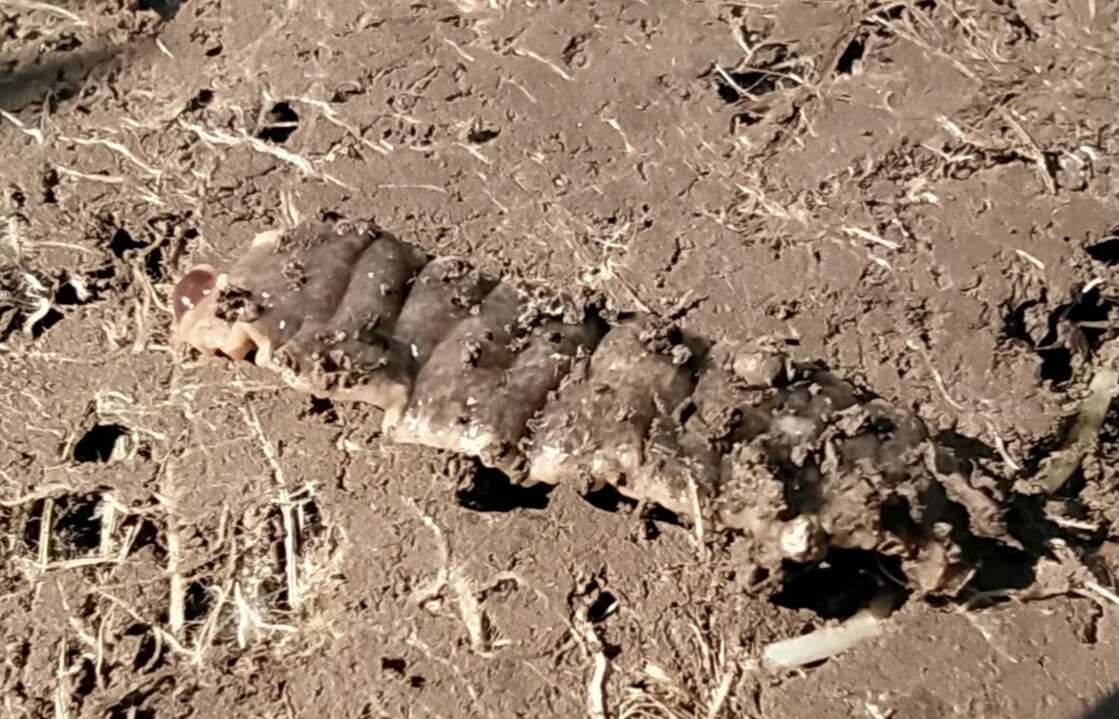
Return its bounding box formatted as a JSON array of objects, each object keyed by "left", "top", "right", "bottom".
[{"left": 172, "top": 221, "right": 1006, "bottom": 596}]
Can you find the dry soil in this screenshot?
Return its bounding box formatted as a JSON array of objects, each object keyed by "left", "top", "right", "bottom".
[{"left": 2, "top": 1, "right": 1119, "bottom": 718}]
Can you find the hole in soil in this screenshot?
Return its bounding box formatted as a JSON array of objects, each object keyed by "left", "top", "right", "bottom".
[
  {"left": 131, "top": 631, "right": 163, "bottom": 671},
  {"left": 73, "top": 424, "right": 129, "bottom": 463},
  {"left": 54, "top": 273, "right": 93, "bottom": 306},
  {"left": 72, "top": 655, "right": 96, "bottom": 696},
  {"left": 23, "top": 493, "right": 104, "bottom": 558},
  {"left": 771, "top": 548, "right": 910, "bottom": 620},
  {"left": 53, "top": 494, "right": 104, "bottom": 554},
  {"left": 711, "top": 44, "right": 798, "bottom": 104},
  {"left": 1002, "top": 297, "right": 1045, "bottom": 344},
  {"left": 41, "top": 167, "right": 59, "bottom": 204},
  {"left": 299, "top": 396, "right": 337, "bottom": 422},
  {"left": 22, "top": 499, "right": 46, "bottom": 552},
  {"left": 1064, "top": 285, "right": 1112, "bottom": 349},
  {"left": 455, "top": 461, "right": 553, "bottom": 512},
  {"left": 932, "top": 431, "right": 998, "bottom": 477},
  {"left": 184, "top": 580, "right": 212, "bottom": 621},
  {"left": 381, "top": 657, "right": 406, "bottom": 675},
  {"left": 935, "top": 431, "right": 997, "bottom": 462},
  {"left": 331, "top": 83, "right": 363, "bottom": 103},
  {"left": 257, "top": 101, "right": 299, "bottom": 144},
  {"left": 185, "top": 88, "right": 214, "bottom": 113},
  {"left": 835, "top": 36, "right": 865, "bottom": 74},
  {"left": 128, "top": 517, "right": 166, "bottom": 561},
  {"left": 1040, "top": 347, "right": 1073, "bottom": 384},
  {"left": 109, "top": 228, "right": 145, "bottom": 258},
  {"left": 136, "top": 0, "right": 183, "bottom": 19},
  {"left": 1017, "top": 285, "right": 1114, "bottom": 386},
  {"left": 466, "top": 127, "right": 499, "bottom": 144},
  {"left": 715, "top": 72, "right": 752, "bottom": 103},
  {"left": 963, "top": 540, "right": 1036, "bottom": 596},
  {"left": 1087, "top": 236, "right": 1119, "bottom": 265},
  {"left": 22, "top": 494, "right": 115, "bottom": 563},
  {"left": 641, "top": 502, "right": 683, "bottom": 527},
  {"left": 115, "top": 221, "right": 183, "bottom": 281},
  {"left": 29, "top": 308, "right": 63, "bottom": 338},
  {"left": 587, "top": 591, "right": 617, "bottom": 623},
  {"left": 409, "top": 675, "right": 426, "bottom": 689}
]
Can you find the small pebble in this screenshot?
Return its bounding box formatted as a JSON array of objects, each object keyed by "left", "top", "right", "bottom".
[{"left": 732, "top": 351, "right": 785, "bottom": 387}]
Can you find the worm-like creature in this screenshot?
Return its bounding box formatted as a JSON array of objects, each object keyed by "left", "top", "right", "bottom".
[{"left": 172, "top": 220, "right": 1013, "bottom": 597}]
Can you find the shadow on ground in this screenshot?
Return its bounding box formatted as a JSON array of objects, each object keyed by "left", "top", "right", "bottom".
[
  {"left": 0, "top": 47, "right": 122, "bottom": 113},
  {"left": 1080, "top": 689, "right": 1119, "bottom": 719}
]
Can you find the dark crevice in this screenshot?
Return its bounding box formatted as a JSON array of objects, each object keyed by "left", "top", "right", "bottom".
[
  {"left": 581, "top": 483, "right": 682, "bottom": 533},
  {"left": 29, "top": 308, "right": 63, "bottom": 338},
  {"left": 183, "top": 580, "right": 212, "bottom": 621},
  {"left": 586, "top": 591, "right": 617, "bottom": 623},
  {"left": 1040, "top": 347, "right": 1074, "bottom": 384},
  {"left": 21, "top": 499, "right": 46, "bottom": 552},
  {"left": 184, "top": 88, "right": 213, "bottom": 113},
  {"left": 1086, "top": 236, "right": 1119, "bottom": 266},
  {"left": 109, "top": 228, "right": 146, "bottom": 258},
  {"left": 128, "top": 517, "right": 166, "bottom": 561},
  {"left": 963, "top": 540, "right": 1037, "bottom": 595},
  {"left": 711, "top": 44, "right": 801, "bottom": 105},
  {"left": 1002, "top": 297, "right": 1045, "bottom": 344},
  {"left": 640, "top": 502, "right": 684, "bottom": 528},
  {"left": 771, "top": 549, "right": 910, "bottom": 620},
  {"left": 73, "top": 424, "right": 129, "bottom": 463},
  {"left": 1003, "top": 285, "right": 1114, "bottom": 387},
  {"left": 136, "top": 0, "right": 184, "bottom": 20},
  {"left": 299, "top": 396, "right": 338, "bottom": 423},
  {"left": 381, "top": 657, "right": 406, "bottom": 675},
  {"left": 257, "top": 102, "right": 299, "bottom": 144},
  {"left": 23, "top": 493, "right": 105, "bottom": 559},
  {"left": 72, "top": 655, "right": 97, "bottom": 696},
  {"left": 107, "top": 226, "right": 175, "bottom": 281},
  {"left": 835, "top": 36, "right": 866, "bottom": 74},
  {"left": 54, "top": 274, "right": 90, "bottom": 306},
  {"left": 456, "top": 461, "right": 553, "bottom": 512},
  {"left": 582, "top": 483, "right": 631, "bottom": 513},
  {"left": 466, "top": 126, "right": 500, "bottom": 144},
  {"left": 131, "top": 632, "right": 161, "bottom": 671},
  {"left": 53, "top": 494, "right": 103, "bottom": 554}
]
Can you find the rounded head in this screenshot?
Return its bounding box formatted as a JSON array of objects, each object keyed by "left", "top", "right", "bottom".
[{"left": 172, "top": 265, "right": 217, "bottom": 323}]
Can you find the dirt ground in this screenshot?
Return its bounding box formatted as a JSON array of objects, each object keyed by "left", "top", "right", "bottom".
[{"left": 3, "top": 1, "right": 1119, "bottom": 717}]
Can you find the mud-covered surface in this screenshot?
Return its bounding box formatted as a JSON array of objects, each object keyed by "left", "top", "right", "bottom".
[{"left": 4, "top": 1, "right": 1119, "bottom": 717}]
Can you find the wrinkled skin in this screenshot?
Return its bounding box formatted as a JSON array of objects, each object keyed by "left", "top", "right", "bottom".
[{"left": 172, "top": 220, "right": 1019, "bottom": 598}]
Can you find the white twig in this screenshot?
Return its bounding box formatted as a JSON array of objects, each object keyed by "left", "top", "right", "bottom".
[
  {"left": 0, "top": 110, "right": 43, "bottom": 143},
  {"left": 241, "top": 405, "right": 300, "bottom": 609},
  {"left": 843, "top": 226, "right": 900, "bottom": 250}
]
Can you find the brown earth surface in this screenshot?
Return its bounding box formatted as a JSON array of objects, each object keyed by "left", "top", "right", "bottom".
[{"left": 3, "top": 1, "right": 1119, "bottom": 717}]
